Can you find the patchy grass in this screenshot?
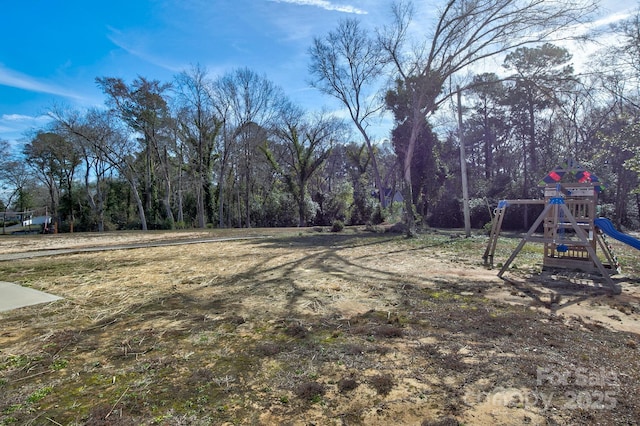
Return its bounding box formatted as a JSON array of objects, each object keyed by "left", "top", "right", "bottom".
[{"left": 0, "top": 228, "right": 639, "bottom": 425}]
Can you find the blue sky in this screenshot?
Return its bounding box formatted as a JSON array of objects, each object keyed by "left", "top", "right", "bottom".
[
  {"left": 0, "top": 0, "right": 393, "bottom": 149},
  {"left": 0, "top": 0, "right": 632, "bottom": 151}
]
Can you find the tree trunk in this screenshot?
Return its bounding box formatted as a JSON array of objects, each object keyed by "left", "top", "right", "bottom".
[
  {"left": 402, "top": 150, "right": 416, "bottom": 237},
  {"left": 124, "top": 165, "right": 148, "bottom": 231},
  {"left": 354, "top": 122, "right": 385, "bottom": 208},
  {"left": 196, "top": 181, "right": 205, "bottom": 228},
  {"left": 218, "top": 171, "right": 226, "bottom": 228},
  {"left": 401, "top": 98, "right": 424, "bottom": 237},
  {"left": 177, "top": 145, "right": 185, "bottom": 225},
  {"left": 144, "top": 140, "right": 152, "bottom": 215},
  {"left": 484, "top": 111, "right": 493, "bottom": 180},
  {"left": 244, "top": 143, "right": 251, "bottom": 228},
  {"left": 133, "top": 182, "right": 148, "bottom": 231},
  {"left": 298, "top": 199, "right": 306, "bottom": 227},
  {"left": 68, "top": 181, "right": 74, "bottom": 233},
  {"left": 161, "top": 146, "right": 175, "bottom": 227},
  {"left": 457, "top": 89, "right": 471, "bottom": 238},
  {"left": 245, "top": 170, "right": 251, "bottom": 228},
  {"left": 527, "top": 91, "right": 538, "bottom": 175},
  {"left": 298, "top": 180, "right": 306, "bottom": 227}
]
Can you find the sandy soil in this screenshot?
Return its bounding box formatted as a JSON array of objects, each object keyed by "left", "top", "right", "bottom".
[
  {"left": 5, "top": 229, "right": 635, "bottom": 333},
  {"left": 0, "top": 228, "right": 639, "bottom": 425}
]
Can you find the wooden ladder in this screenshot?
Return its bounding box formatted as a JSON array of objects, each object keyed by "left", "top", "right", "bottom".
[
  {"left": 596, "top": 231, "right": 621, "bottom": 274},
  {"left": 483, "top": 202, "right": 508, "bottom": 267}
]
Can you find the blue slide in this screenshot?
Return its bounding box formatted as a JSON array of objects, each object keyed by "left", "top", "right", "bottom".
[{"left": 595, "top": 218, "right": 640, "bottom": 250}]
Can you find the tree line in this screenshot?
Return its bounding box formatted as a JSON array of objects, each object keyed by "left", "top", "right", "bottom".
[{"left": 1, "top": 0, "right": 639, "bottom": 234}]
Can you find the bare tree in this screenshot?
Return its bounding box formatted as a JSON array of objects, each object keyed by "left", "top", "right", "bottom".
[
  {"left": 53, "top": 109, "right": 150, "bottom": 230},
  {"left": 97, "top": 77, "right": 176, "bottom": 226},
  {"left": 610, "top": 8, "right": 640, "bottom": 98},
  {"left": 0, "top": 140, "right": 33, "bottom": 234},
  {"left": 51, "top": 110, "right": 114, "bottom": 232},
  {"left": 174, "top": 65, "right": 222, "bottom": 228},
  {"left": 379, "top": 0, "right": 598, "bottom": 235},
  {"left": 262, "top": 112, "right": 345, "bottom": 227},
  {"left": 590, "top": 8, "right": 640, "bottom": 226},
  {"left": 309, "top": 18, "right": 388, "bottom": 206},
  {"left": 212, "top": 68, "right": 291, "bottom": 228},
  {"left": 23, "top": 131, "right": 81, "bottom": 232}
]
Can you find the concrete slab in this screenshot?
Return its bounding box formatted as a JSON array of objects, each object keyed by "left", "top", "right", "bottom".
[{"left": 0, "top": 281, "right": 62, "bottom": 312}]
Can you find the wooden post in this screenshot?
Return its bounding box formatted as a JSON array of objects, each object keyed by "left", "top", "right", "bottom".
[{"left": 457, "top": 87, "right": 471, "bottom": 238}]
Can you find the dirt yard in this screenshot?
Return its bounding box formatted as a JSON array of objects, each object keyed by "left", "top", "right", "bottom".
[{"left": 0, "top": 227, "right": 639, "bottom": 425}]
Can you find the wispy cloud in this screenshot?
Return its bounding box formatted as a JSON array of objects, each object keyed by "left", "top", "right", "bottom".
[
  {"left": 268, "top": 0, "right": 367, "bottom": 14},
  {"left": 0, "top": 114, "right": 51, "bottom": 144},
  {"left": 593, "top": 10, "right": 633, "bottom": 28},
  {"left": 0, "top": 65, "right": 84, "bottom": 100},
  {"left": 548, "top": 9, "right": 633, "bottom": 73},
  {"left": 0, "top": 113, "right": 50, "bottom": 130},
  {"left": 2, "top": 114, "right": 48, "bottom": 122},
  {"left": 107, "top": 26, "right": 185, "bottom": 73}
]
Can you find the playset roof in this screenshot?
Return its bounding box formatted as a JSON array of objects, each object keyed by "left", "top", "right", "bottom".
[{"left": 538, "top": 158, "right": 605, "bottom": 192}]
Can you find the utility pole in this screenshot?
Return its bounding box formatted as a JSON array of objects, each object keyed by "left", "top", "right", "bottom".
[{"left": 457, "top": 86, "right": 471, "bottom": 238}]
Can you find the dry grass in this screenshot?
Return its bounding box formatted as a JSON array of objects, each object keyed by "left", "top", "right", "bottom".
[{"left": 0, "top": 227, "right": 639, "bottom": 425}]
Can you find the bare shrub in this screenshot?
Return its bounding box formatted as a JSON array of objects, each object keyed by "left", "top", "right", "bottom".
[
  {"left": 375, "top": 325, "right": 403, "bottom": 338},
  {"left": 285, "top": 323, "right": 308, "bottom": 338},
  {"left": 255, "top": 342, "right": 283, "bottom": 356},
  {"left": 295, "top": 381, "right": 325, "bottom": 401},
  {"left": 369, "top": 373, "right": 394, "bottom": 396},
  {"left": 338, "top": 377, "right": 359, "bottom": 393}
]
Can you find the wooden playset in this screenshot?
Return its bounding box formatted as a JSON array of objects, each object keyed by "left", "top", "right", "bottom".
[{"left": 483, "top": 159, "right": 622, "bottom": 294}]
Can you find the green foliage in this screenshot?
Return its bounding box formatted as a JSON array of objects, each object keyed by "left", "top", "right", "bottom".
[
  {"left": 252, "top": 186, "right": 299, "bottom": 227},
  {"left": 331, "top": 220, "right": 344, "bottom": 232},
  {"left": 1, "top": 355, "right": 30, "bottom": 370},
  {"left": 162, "top": 217, "right": 176, "bottom": 230},
  {"left": 469, "top": 198, "right": 492, "bottom": 230},
  {"left": 315, "top": 181, "right": 353, "bottom": 226},
  {"left": 51, "top": 359, "right": 68, "bottom": 370},
  {"left": 349, "top": 180, "right": 373, "bottom": 225},
  {"left": 482, "top": 221, "right": 493, "bottom": 235},
  {"left": 26, "top": 386, "right": 53, "bottom": 404},
  {"left": 13, "top": 188, "right": 35, "bottom": 213},
  {"left": 174, "top": 221, "right": 188, "bottom": 230},
  {"left": 262, "top": 116, "right": 339, "bottom": 227},
  {"left": 428, "top": 195, "right": 463, "bottom": 228},
  {"left": 371, "top": 204, "right": 385, "bottom": 225}
]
